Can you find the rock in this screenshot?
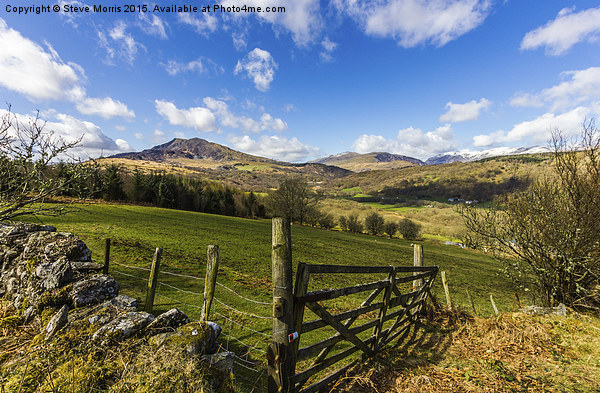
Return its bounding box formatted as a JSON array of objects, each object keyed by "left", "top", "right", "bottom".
[
  {"left": 145, "top": 308, "right": 189, "bottom": 335},
  {"left": 45, "top": 304, "right": 69, "bottom": 341},
  {"left": 92, "top": 311, "right": 154, "bottom": 341},
  {"left": 108, "top": 295, "right": 138, "bottom": 310},
  {"left": 42, "top": 257, "right": 73, "bottom": 290},
  {"left": 23, "top": 232, "right": 92, "bottom": 263},
  {"left": 150, "top": 321, "right": 222, "bottom": 356},
  {"left": 71, "top": 261, "right": 104, "bottom": 273},
  {"left": 201, "top": 351, "right": 234, "bottom": 375},
  {"left": 70, "top": 274, "right": 119, "bottom": 308}
]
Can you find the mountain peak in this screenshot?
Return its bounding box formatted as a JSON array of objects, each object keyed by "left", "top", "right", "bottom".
[{"left": 110, "top": 137, "right": 275, "bottom": 163}]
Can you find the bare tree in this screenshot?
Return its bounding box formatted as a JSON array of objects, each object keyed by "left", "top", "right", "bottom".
[
  {"left": 267, "top": 177, "right": 319, "bottom": 224},
  {"left": 460, "top": 120, "right": 600, "bottom": 309},
  {"left": 0, "top": 108, "right": 85, "bottom": 221}
]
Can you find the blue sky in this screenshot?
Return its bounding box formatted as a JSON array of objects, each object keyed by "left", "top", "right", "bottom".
[{"left": 1, "top": 0, "right": 600, "bottom": 162}]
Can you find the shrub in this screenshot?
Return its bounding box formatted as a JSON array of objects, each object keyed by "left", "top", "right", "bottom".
[
  {"left": 365, "top": 212, "right": 384, "bottom": 235},
  {"left": 383, "top": 221, "right": 398, "bottom": 238},
  {"left": 397, "top": 218, "right": 421, "bottom": 240}
]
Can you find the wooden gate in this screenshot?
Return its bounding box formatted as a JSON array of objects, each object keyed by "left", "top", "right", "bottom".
[{"left": 286, "top": 263, "right": 438, "bottom": 393}]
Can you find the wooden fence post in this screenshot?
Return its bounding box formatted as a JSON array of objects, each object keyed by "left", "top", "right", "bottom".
[
  {"left": 441, "top": 271, "right": 452, "bottom": 310},
  {"left": 412, "top": 244, "right": 423, "bottom": 290},
  {"left": 144, "top": 247, "right": 162, "bottom": 314},
  {"left": 268, "top": 218, "right": 293, "bottom": 393},
  {"left": 466, "top": 289, "right": 477, "bottom": 316},
  {"left": 490, "top": 294, "right": 499, "bottom": 316},
  {"left": 103, "top": 238, "right": 111, "bottom": 275},
  {"left": 201, "top": 245, "right": 219, "bottom": 321}
]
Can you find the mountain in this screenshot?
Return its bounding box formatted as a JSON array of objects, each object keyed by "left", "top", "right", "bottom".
[
  {"left": 112, "top": 138, "right": 276, "bottom": 163},
  {"left": 425, "top": 146, "right": 551, "bottom": 165},
  {"left": 311, "top": 152, "right": 425, "bottom": 172},
  {"left": 105, "top": 138, "right": 351, "bottom": 191}
]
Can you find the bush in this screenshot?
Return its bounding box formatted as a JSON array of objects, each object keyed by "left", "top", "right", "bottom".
[
  {"left": 340, "top": 214, "right": 363, "bottom": 233},
  {"left": 460, "top": 120, "right": 600, "bottom": 309},
  {"left": 364, "top": 212, "right": 384, "bottom": 235},
  {"left": 383, "top": 221, "right": 398, "bottom": 238},
  {"left": 397, "top": 218, "right": 421, "bottom": 240},
  {"left": 318, "top": 213, "right": 335, "bottom": 230}
]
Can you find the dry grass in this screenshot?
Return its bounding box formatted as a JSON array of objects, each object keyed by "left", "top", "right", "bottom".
[{"left": 332, "top": 306, "right": 600, "bottom": 393}]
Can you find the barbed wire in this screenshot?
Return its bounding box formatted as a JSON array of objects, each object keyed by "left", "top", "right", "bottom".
[
  {"left": 111, "top": 269, "right": 149, "bottom": 282},
  {"left": 160, "top": 270, "right": 205, "bottom": 281},
  {"left": 158, "top": 281, "right": 203, "bottom": 297},
  {"left": 216, "top": 281, "right": 271, "bottom": 305},
  {"left": 213, "top": 297, "right": 271, "bottom": 320},
  {"left": 220, "top": 330, "right": 267, "bottom": 355},
  {"left": 213, "top": 311, "right": 271, "bottom": 338},
  {"left": 112, "top": 260, "right": 151, "bottom": 272}
]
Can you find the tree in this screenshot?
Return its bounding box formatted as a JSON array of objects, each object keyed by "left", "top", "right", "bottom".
[
  {"left": 383, "top": 221, "right": 398, "bottom": 238},
  {"left": 318, "top": 213, "right": 335, "bottom": 230},
  {"left": 460, "top": 121, "right": 600, "bottom": 309},
  {"left": 397, "top": 218, "right": 421, "bottom": 240},
  {"left": 364, "top": 212, "right": 384, "bottom": 235},
  {"left": 102, "top": 164, "right": 127, "bottom": 201},
  {"left": 0, "top": 109, "right": 85, "bottom": 221},
  {"left": 267, "top": 177, "right": 319, "bottom": 224}
]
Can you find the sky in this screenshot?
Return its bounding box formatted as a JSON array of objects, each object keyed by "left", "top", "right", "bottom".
[{"left": 1, "top": 0, "right": 600, "bottom": 162}]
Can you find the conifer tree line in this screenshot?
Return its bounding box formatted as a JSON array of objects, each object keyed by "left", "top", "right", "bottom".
[{"left": 54, "top": 162, "right": 266, "bottom": 218}]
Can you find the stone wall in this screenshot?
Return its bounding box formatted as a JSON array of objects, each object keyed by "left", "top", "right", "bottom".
[{"left": 0, "top": 223, "right": 233, "bottom": 392}]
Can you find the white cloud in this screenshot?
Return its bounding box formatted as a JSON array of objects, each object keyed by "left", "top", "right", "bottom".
[
  {"left": 521, "top": 6, "right": 600, "bottom": 55},
  {"left": 134, "top": 132, "right": 144, "bottom": 140},
  {"left": 0, "top": 109, "right": 132, "bottom": 159},
  {"left": 473, "top": 107, "right": 592, "bottom": 147},
  {"left": 228, "top": 134, "right": 320, "bottom": 162},
  {"left": 351, "top": 124, "right": 456, "bottom": 159},
  {"left": 510, "top": 67, "right": 600, "bottom": 111},
  {"left": 0, "top": 18, "right": 84, "bottom": 101},
  {"left": 152, "top": 129, "right": 166, "bottom": 143},
  {"left": 439, "top": 98, "right": 491, "bottom": 122},
  {"left": 284, "top": 103, "right": 297, "bottom": 112},
  {"left": 178, "top": 12, "right": 218, "bottom": 35},
  {"left": 234, "top": 48, "right": 278, "bottom": 92},
  {"left": 76, "top": 97, "right": 135, "bottom": 119},
  {"left": 138, "top": 13, "right": 168, "bottom": 39},
  {"left": 99, "top": 21, "right": 144, "bottom": 65},
  {"left": 57, "top": 1, "right": 90, "bottom": 27},
  {"left": 320, "top": 37, "right": 337, "bottom": 62},
  {"left": 232, "top": 32, "right": 247, "bottom": 50},
  {"left": 0, "top": 18, "right": 134, "bottom": 119},
  {"left": 334, "top": 0, "right": 491, "bottom": 47},
  {"left": 154, "top": 100, "right": 218, "bottom": 132},
  {"left": 203, "top": 97, "right": 287, "bottom": 132},
  {"left": 220, "top": 0, "right": 322, "bottom": 45},
  {"left": 162, "top": 57, "right": 223, "bottom": 76}
]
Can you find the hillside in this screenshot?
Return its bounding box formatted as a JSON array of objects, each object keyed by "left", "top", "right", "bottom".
[
  {"left": 328, "top": 153, "right": 553, "bottom": 200},
  {"left": 311, "top": 151, "right": 425, "bottom": 172},
  {"left": 113, "top": 137, "right": 277, "bottom": 163},
  {"left": 104, "top": 138, "right": 351, "bottom": 191}
]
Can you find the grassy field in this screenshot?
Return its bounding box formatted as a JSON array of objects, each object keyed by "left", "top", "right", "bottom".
[
  {"left": 27, "top": 203, "right": 521, "bottom": 317},
  {"left": 22, "top": 203, "right": 525, "bottom": 390}
]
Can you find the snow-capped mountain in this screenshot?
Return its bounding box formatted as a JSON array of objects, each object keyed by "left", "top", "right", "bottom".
[{"left": 425, "top": 146, "right": 550, "bottom": 165}]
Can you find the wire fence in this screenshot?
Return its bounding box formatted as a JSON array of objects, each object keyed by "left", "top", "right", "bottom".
[{"left": 108, "top": 259, "right": 271, "bottom": 390}]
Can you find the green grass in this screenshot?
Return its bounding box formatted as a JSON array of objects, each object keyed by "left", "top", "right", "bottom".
[
  {"left": 23, "top": 203, "right": 525, "bottom": 390},
  {"left": 27, "top": 203, "right": 520, "bottom": 316}
]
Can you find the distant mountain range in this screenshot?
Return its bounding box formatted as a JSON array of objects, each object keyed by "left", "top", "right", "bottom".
[
  {"left": 111, "top": 138, "right": 551, "bottom": 171},
  {"left": 424, "top": 146, "right": 550, "bottom": 165},
  {"left": 309, "top": 152, "right": 425, "bottom": 172}
]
